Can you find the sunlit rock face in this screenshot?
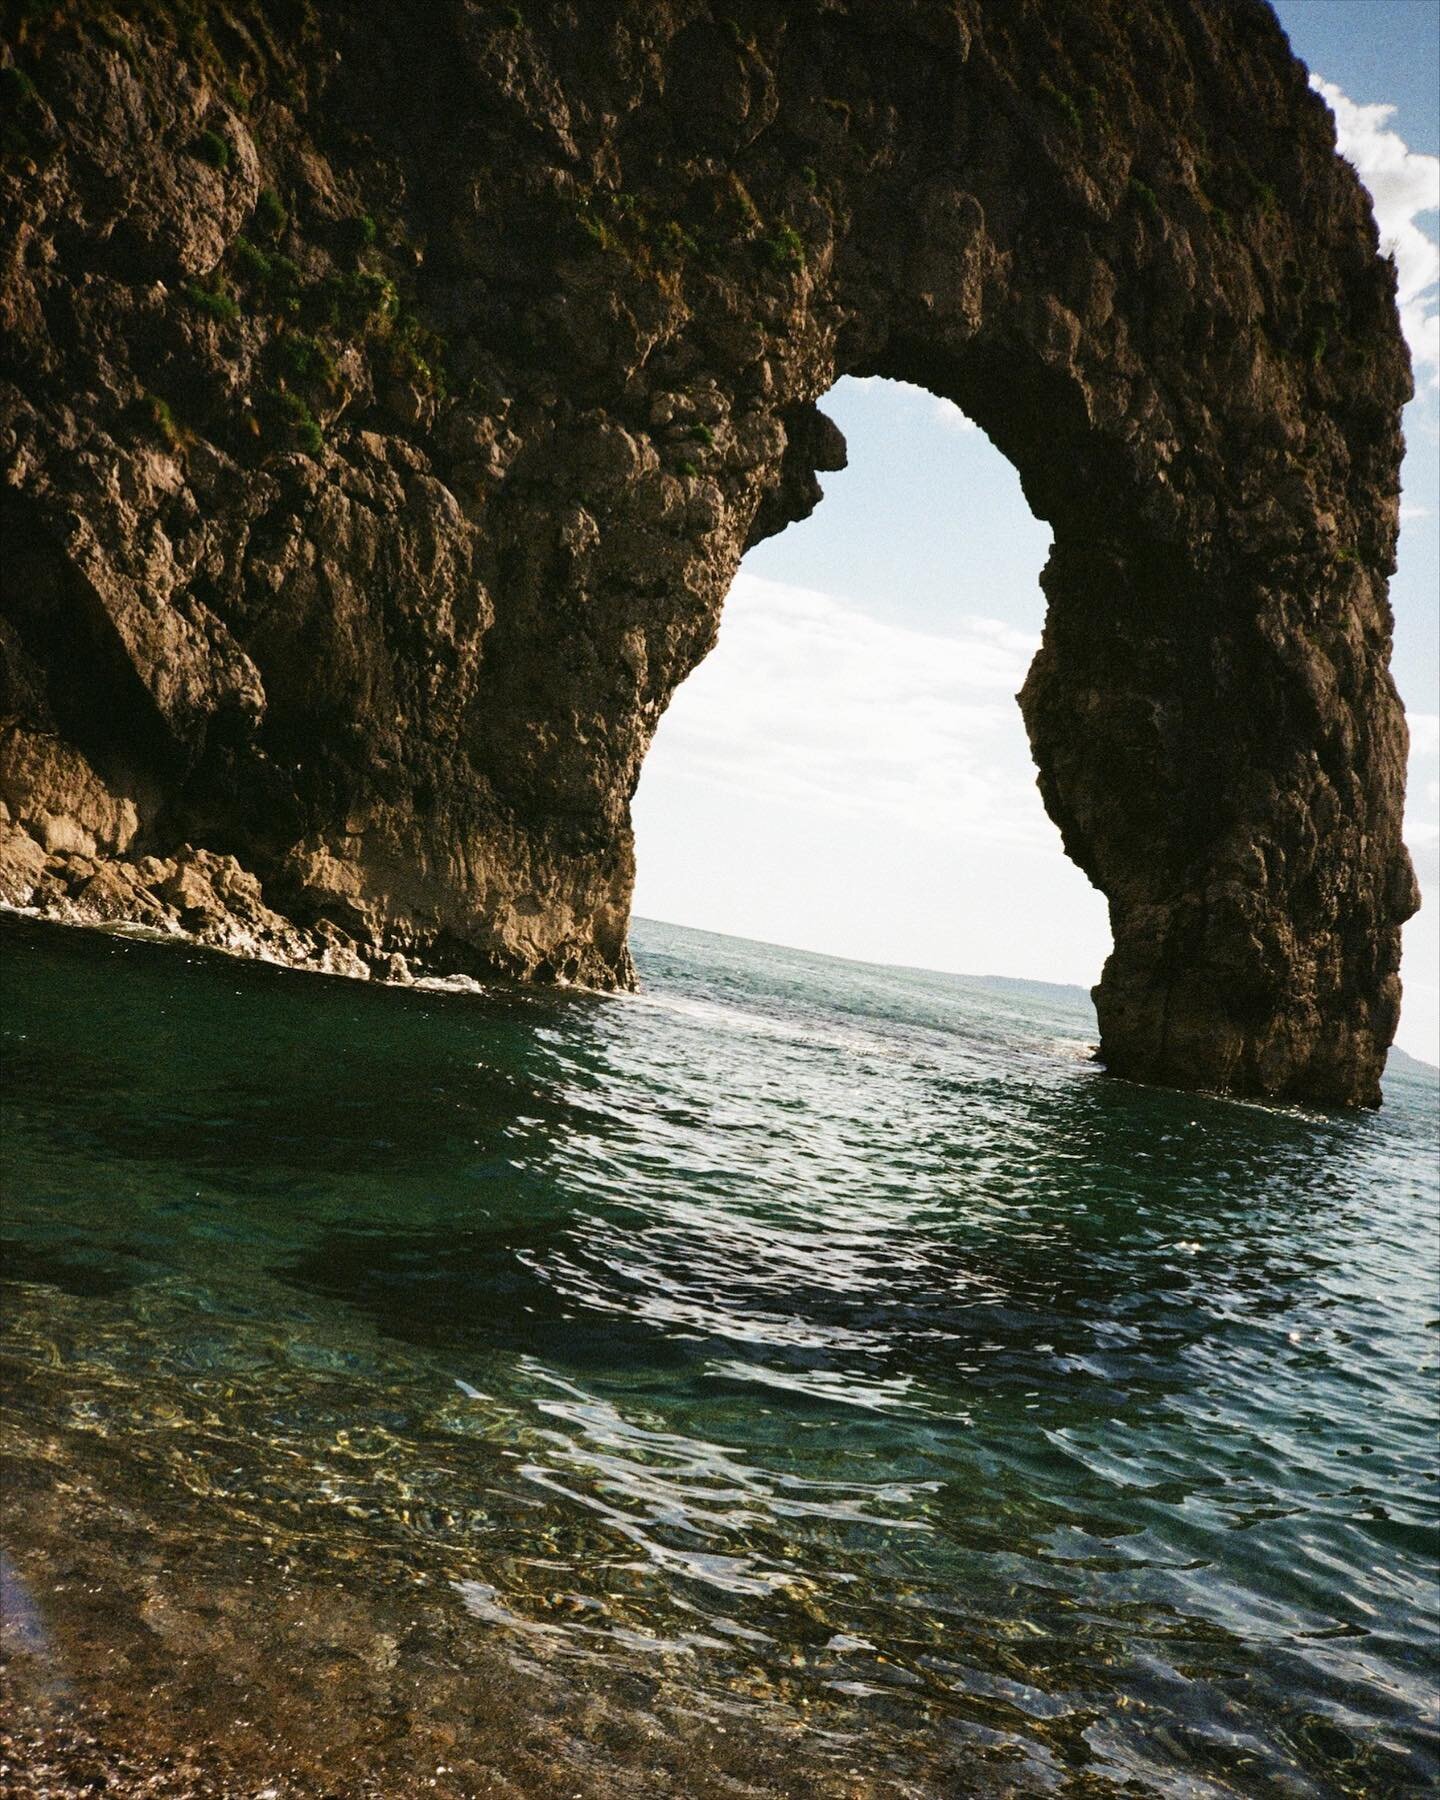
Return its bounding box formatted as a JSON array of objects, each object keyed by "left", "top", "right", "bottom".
[{"left": 0, "top": 0, "right": 1417, "bottom": 1103}]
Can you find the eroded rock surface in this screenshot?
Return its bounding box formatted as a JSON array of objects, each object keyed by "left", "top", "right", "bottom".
[{"left": 0, "top": 0, "right": 1418, "bottom": 1102}]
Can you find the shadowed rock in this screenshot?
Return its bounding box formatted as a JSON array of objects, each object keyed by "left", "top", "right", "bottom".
[{"left": 0, "top": 0, "right": 1418, "bottom": 1104}]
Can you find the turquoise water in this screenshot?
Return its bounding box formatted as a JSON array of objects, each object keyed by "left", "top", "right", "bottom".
[{"left": 1, "top": 912, "right": 1437, "bottom": 1796}]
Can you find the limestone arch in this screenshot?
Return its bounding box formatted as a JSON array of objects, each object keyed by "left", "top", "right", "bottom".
[
  {"left": 681, "top": 9, "right": 1421, "bottom": 1107},
  {"left": 0, "top": 0, "right": 1418, "bottom": 1107}
]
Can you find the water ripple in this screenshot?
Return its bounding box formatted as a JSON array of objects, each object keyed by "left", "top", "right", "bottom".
[{"left": 1, "top": 913, "right": 1436, "bottom": 1797}]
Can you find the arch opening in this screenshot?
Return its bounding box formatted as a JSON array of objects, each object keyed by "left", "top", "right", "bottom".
[{"left": 631, "top": 375, "right": 1111, "bottom": 995}]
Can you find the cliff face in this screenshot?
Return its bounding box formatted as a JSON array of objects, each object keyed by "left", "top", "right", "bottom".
[{"left": 0, "top": 0, "right": 1418, "bottom": 1103}]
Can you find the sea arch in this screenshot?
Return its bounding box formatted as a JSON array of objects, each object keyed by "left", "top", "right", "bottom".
[
  {"left": 569, "top": 0, "right": 1417, "bottom": 1108},
  {"left": 601, "top": 0, "right": 1420, "bottom": 1106},
  {"left": 0, "top": 0, "right": 1417, "bottom": 1105}
]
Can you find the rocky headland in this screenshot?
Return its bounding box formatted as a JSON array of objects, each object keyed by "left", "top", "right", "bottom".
[{"left": 0, "top": 0, "right": 1418, "bottom": 1103}]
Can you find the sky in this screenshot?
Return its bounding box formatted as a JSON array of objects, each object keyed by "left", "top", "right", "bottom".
[{"left": 632, "top": 0, "right": 1440, "bottom": 1063}]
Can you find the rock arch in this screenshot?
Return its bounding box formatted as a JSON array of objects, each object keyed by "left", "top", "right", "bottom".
[{"left": 0, "top": 0, "right": 1417, "bottom": 1104}]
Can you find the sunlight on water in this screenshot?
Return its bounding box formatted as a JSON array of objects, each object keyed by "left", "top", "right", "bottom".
[{"left": 1, "top": 913, "right": 1436, "bottom": 1797}]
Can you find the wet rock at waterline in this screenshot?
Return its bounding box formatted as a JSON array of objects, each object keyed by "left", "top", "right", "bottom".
[{"left": 0, "top": 0, "right": 1418, "bottom": 1103}]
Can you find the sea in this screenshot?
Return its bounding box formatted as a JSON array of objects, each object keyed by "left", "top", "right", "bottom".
[{"left": 1, "top": 910, "right": 1436, "bottom": 1798}]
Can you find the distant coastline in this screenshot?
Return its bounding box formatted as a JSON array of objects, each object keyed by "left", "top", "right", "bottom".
[{"left": 633, "top": 918, "right": 1440, "bottom": 1074}]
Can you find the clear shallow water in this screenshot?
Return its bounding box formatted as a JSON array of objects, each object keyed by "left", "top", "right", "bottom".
[{"left": 1, "top": 912, "right": 1437, "bottom": 1796}]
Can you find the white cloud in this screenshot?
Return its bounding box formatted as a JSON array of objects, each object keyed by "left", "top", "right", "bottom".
[
  {"left": 1311, "top": 75, "right": 1440, "bottom": 390},
  {"left": 846, "top": 373, "right": 978, "bottom": 432},
  {"left": 1405, "top": 715, "right": 1439, "bottom": 885},
  {"left": 649, "top": 571, "right": 1048, "bottom": 846}
]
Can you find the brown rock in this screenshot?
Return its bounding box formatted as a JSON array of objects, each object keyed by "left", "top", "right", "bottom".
[
  {"left": 0, "top": 0, "right": 1419, "bottom": 1104},
  {"left": 0, "top": 827, "right": 47, "bottom": 903}
]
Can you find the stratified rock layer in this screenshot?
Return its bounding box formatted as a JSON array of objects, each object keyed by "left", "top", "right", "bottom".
[{"left": 0, "top": 0, "right": 1418, "bottom": 1103}]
